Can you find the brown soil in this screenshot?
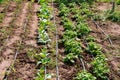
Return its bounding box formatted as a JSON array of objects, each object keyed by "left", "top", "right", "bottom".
[
  {"left": 0, "top": 1, "right": 120, "bottom": 80},
  {"left": 47, "top": 3, "right": 82, "bottom": 80},
  {"left": 24, "top": 3, "right": 39, "bottom": 48},
  {"left": 1, "top": 2, "right": 17, "bottom": 27},
  {"left": 0, "top": 1, "right": 39, "bottom": 79},
  {"left": 7, "top": 52, "right": 36, "bottom": 80},
  {"left": 96, "top": 2, "right": 112, "bottom": 12},
  {"left": 88, "top": 18, "right": 120, "bottom": 80},
  {"left": 7, "top": 2, "right": 39, "bottom": 80},
  {"left": 0, "top": 2, "right": 18, "bottom": 79}
]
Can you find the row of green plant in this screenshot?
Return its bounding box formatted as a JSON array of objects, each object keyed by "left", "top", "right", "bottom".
[
  {"left": 77, "top": 1, "right": 111, "bottom": 80},
  {"left": 35, "top": 1, "right": 52, "bottom": 80},
  {"left": 58, "top": 2, "right": 97, "bottom": 80},
  {"left": 37, "top": 1, "right": 51, "bottom": 44},
  {"left": 34, "top": 47, "right": 51, "bottom": 80},
  {"left": 58, "top": 1, "right": 110, "bottom": 80},
  {"left": 59, "top": 3, "right": 91, "bottom": 64}
]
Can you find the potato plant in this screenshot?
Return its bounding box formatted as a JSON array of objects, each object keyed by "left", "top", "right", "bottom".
[
  {"left": 76, "top": 22, "right": 91, "bottom": 37},
  {"left": 63, "top": 20, "right": 75, "bottom": 30},
  {"left": 86, "top": 42, "right": 102, "bottom": 56},
  {"left": 64, "top": 39, "right": 83, "bottom": 55},
  {"left": 74, "top": 70, "right": 96, "bottom": 80},
  {"left": 62, "top": 30, "right": 77, "bottom": 42},
  {"left": 64, "top": 53, "right": 78, "bottom": 64},
  {"left": 85, "top": 35, "right": 95, "bottom": 42},
  {"left": 57, "top": 1, "right": 110, "bottom": 80},
  {"left": 91, "top": 54, "right": 110, "bottom": 79}
]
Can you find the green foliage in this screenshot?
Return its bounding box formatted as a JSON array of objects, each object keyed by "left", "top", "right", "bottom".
[
  {"left": 107, "top": 11, "right": 120, "bottom": 22},
  {"left": 64, "top": 53, "right": 78, "bottom": 64},
  {"left": 80, "top": 8, "right": 93, "bottom": 16},
  {"left": 70, "top": 7, "right": 80, "bottom": 15},
  {"left": 64, "top": 39, "right": 83, "bottom": 54},
  {"left": 96, "top": 0, "right": 110, "bottom": 2},
  {"left": 74, "top": 70, "right": 96, "bottom": 80},
  {"left": 61, "top": 18, "right": 75, "bottom": 30},
  {"left": 86, "top": 42, "right": 102, "bottom": 56},
  {"left": 78, "top": 0, "right": 94, "bottom": 4},
  {"left": 35, "top": 48, "right": 51, "bottom": 79},
  {"left": 38, "top": 0, "right": 48, "bottom": 4},
  {"left": 33, "top": 48, "right": 50, "bottom": 64},
  {"left": 80, "top": 2, "right": 89, "bottom": 9},
  {"left": 63, "top": 39, "right": 82, "bottom": 64},
  {"left": 117, "top": 0, "right": 120, "bottom": 5},
  {"left": 72, "top": 14, "right": 86, "bottom": 22},
  {"left": 35, "top": 66, "right": 45, "bottom": 80},
  {"left": 68, "top": 2, "right": 77, "bottom": 8},
  {"left": 76, "top": 22, "right": 91, "bottom": 37},
  {"left": 59, "top": 5, "right": 69, "bottom": 17},
  {"left": 86, "top": 35, "right": 95, "bottom": 42},
  {"left": 62, "top": 30, "right": 77, "bottom": 42},
  {"left": 57, "top": 0, "right": 94, "bottom": 5},
  {"left": 59, "top": 3, "right": 66, "bottom": 10},
  {"left": 63, "top": 21, "right": 74, "bottom": 30},
  {"left": 93, "top": 13, "right": 104, "bottom": 21},
  {"left": 0, "top": 0, "right": 3, "bottom": 3},
  {"left": 35, "top": 67, "right": 52, "bottom": 80},
  {"left": 38, "top": 28, "right": 51, "bottom": 44},
  {"left": 37, "top": 3, "right": 51, "bottom": 44},
  {"left": 57, "top": 0, "right": 68, "bottom": 4},
  {"left": 61, "top": 17, "right": 69, "bottom": 24},
  {"left": 91, "top": 54, "right": 109, "bottom": 79}
]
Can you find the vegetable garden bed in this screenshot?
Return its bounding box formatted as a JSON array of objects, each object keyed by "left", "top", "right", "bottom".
[{"left": 0, "top": 0, "right": 120, "bottom": 80}]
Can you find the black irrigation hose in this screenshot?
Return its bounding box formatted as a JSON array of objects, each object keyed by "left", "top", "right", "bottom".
[{"left": 51, "top": 1, "right": 60, "bottom": 80}]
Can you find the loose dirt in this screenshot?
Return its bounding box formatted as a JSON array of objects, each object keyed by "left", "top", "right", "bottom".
[
  {"left": 97, "top": 2, "right": 112, "bottom": 12},
  {"left": 7, "top": 2, "right": 39, "bottom": 80}
]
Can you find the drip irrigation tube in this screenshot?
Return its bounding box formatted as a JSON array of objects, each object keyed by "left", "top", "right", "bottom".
[
  {"left": 92, "top": 19, "right": 113, "bottom": 45},
  {"left": 92, "top": 18, "right": 119, "bottom": 53},
  {"left": 3, "top": 13, "right": 29, "bottom": 79},
  {"left": 80, "top": 58, "right": 86, "bottom": 71},
  {"left": 3, "top": 40, "right": 21, "bottom": 80},
  {"left": 51, "top": 1, "right": 60, "bottom": 80}
]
